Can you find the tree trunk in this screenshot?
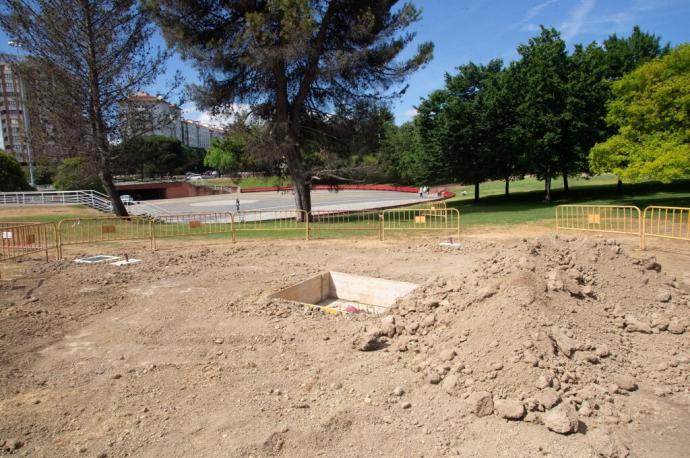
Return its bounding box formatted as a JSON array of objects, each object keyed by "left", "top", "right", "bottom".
[
  {"left": 285, "top": 147, "right": 311, "bottom": 221},
  {"left": 474, "top": 182, "right": 480, "bottom": 203},
  {"left": 100, "top": 165, "right": 128, "bottom": 216},
  {"left": 617, "top": 179, "right": 623, "bottom": 193},
  {"left": 563, "top": 172, "right": 569, "bottom": 193},
  {"left": 544, "top": 173, "right": 552, "bottom": 202},
  {"left": 505, "top": 177, "right": 510, "bottom": 197},
  {"left": 83, "top": 1, "right": 127, "bottom": 217}
]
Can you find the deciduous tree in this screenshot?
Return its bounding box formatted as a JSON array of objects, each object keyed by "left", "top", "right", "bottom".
[
  {"left": 0, "top": 0, "right": 175, "bottom": 216},
  {"left": 590, "top": 44, "right": 690, "bottom": 183},
  {"left": 514, "top": 27, "right": 569, "bottom": 201}
]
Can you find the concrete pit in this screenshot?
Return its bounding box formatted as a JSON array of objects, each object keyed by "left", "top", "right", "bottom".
[{"left": 271, "top": 271, "right": 418, "bottom": 314}]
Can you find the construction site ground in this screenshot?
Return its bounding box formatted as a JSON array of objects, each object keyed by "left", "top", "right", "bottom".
[{"left": 1, "top": 231, "right": 689, "bottom": 457}]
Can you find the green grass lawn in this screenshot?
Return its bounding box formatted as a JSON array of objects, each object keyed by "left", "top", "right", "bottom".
[
  {"left": 443, "top": 175, "right": 690, "bottom": 227},
  {"left": 2, "top": 176, "right": 689, "bottom": 235},
  {"left": 0, "top": 206, "right": 101, "bottom": 224}
]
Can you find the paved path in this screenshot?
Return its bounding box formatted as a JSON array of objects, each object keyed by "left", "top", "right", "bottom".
[{"left": 149, "top": 189, "right": 438, "bottom": 215}]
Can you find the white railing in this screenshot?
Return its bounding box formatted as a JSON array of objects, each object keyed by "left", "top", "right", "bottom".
[
  {"left": 0, "top": 190, "right": 113, "bottom": 213},
  {"left": 0, "top": 190, "right": 172, "bottom": 217}
]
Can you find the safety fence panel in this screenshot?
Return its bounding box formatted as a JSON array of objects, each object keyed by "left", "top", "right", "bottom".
[
  {"left": 382, "top": 208, "right": 460, "bottom": 241},
  {"left": 555, "top": 205, "right": 642, "bottom": 238},
  {"left": 308, "top": 210, "right": 382, "bottom": 239},
  {"left": 642, "top": 206, "right": 690, "bottom": 249},
  {"left": 1, "top": 222, "right": 57, "bottom": 262},
  {"left": 152, "top": 212, "right": 233, "bottom": 247},
  {"left": 57, "top": 217, "right": 153, "bottom": 257},
  {"left": 0, "top": 221, "right": 41, "bottom": 229},
  {"left": 233, "top": 210, "right": 309, "bottom": 240}
]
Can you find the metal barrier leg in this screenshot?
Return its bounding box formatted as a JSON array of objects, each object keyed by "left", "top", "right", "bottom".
[
  {"left": 150, "top": 220, "right": 157, "bottom": 251},
  {"left": 379, "top": 214, "right": 384, "bottom": 241}
]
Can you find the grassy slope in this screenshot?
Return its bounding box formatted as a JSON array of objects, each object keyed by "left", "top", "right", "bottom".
[
  {"left": 444, "top": 175, "right": 690, "bottom": 227},
  {"left": 197, "top": 176, "right": 290, "bottom": 188},
  {"left": 2, "top": 175, "right": 689, "bottom": 235}
]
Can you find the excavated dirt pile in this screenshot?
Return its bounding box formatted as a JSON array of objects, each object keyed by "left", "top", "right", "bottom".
[
  {"left": 1, "top": 236, "right": 689, "bottom": 457},
  {"left": 355, "top": 235, "right": 690, "bottom": 455}
]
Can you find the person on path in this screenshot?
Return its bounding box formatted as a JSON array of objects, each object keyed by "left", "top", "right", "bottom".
[{"left": 235, "top": 198, "right": 240, "bottom": 212}]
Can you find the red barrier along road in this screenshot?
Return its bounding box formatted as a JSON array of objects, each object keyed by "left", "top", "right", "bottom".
[{"left": 240, "top": 184, "right": 455, "bottom": 199}]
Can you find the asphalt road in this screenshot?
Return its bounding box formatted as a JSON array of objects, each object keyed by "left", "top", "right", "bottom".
[{"left": 148, "top": 189, "right": 438, "bottom": 215}]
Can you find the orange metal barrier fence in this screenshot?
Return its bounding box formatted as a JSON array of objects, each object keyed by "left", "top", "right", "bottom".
[
  {"left": 308, "top": 210, "right": 382, "bottom": 239},
  {"left": 56, "top": 217, "right": 153, "bottom": 258},
  {"left": 233, "top": 210, "right": 309, "bottom": 240},
  {"left": 153, "top": 213, "right": 234, "bottom": 248},
  {"left": 556, "top": 205, "right": 642, "bottom": 246},
  {"left": 382, "top": 208, "right": 460, "bottom": 241},
  {"left": 1, "top": 222, "right": 57, "bottom": 262},
  {"left": 3, "top": 204, "right": 689, "bottom": 265},
  {"left": 642, "top": 206, "right": 690, "bottom": 249}
]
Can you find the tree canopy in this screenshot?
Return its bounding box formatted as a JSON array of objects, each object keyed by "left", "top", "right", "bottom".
[
  {"left": 590, "top": 44, "right": 690, "bottom": 183},
  {"left": 53, "top": 157, "right": 104, "bottom": 192},
  {"left": 0, "top": 151, "right": 32, "bottom": 191},
  {"left": 148, "top": 0, "right": 433, "bottom": 215},
  {"left": 0, "top": 0, "right": 174, "bottom": 215},
  {"left": 112, "top": 135, "right": 206, "bottom": 179},
  {"left": 379, "top": 25, "right": 674, "bottom": 201}
]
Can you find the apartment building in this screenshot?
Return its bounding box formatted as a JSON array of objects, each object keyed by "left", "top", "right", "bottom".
[
  {"left": 123, "top": 92, "right": 184, "bottom": 141},
  {"left": 0, "top": 60, "right": 32, "bottom": 164},
  {"left": 123, "top": 92, "right": 225, "bottom": 149}
]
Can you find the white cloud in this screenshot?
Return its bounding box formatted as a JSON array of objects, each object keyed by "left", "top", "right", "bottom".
[
  {"left": 404, "top": 108, "right": 418, "bottom": 118},
  {"left": 517, "top": 0, "right": 559, "bottom": 31},
  {"left": 181, "top": 102, "right": 245, "bottom": 127},
  {"left": 524, "top": 0, "right": 560, "bottom": 22},
  {"left": 560, "top": 0, "right": 596, "bottom": 40}
]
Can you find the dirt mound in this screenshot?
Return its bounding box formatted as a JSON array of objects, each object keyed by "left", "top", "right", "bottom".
[
  {"left": 1, "top": 236, "right": 688, "bottom": 457},
  {"left": 357, "top": 235, "right": 689, "bottom": 454}
]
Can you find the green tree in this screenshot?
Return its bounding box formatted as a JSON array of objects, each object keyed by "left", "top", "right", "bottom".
[
  {"left": 445, "top": 60, "right": 503, "bottom": 201},
  {"left": 1, "top": 0, "right": 174, "bottom": 216},
  {"left": 416, "top": 90, "right": 452, "bottom": 185},
  {"left": 562, "top": 42, "right": 608, "bottom": 190},
  {"left": 149, "top": 0, "right": 433, "bottom": 217},
  {"left": 602, "top": 26, "right": 671, "bottom": 191},
  {"left": 53, "top": 157, "right": 104, "bottom": 192},
  {"left": 514, "top": 27, "right": 570, "bottom": 201},
  {"left": 204, "top": 134, "right": 247, "bottom": 176},
  {"left": 379, "top": 121, "right": 428, "bottom": 184},
  {"left": 482, "top": 63, "right": 526, "bottom": 196},
  {"left": 590, "top": 44, "right": 690, "bottom": 183},
  {"left": 114, "top": 135, "right": 189, "bottom": 179},
  {"left": 603, "top": 26, "right": 670, "bottom": 79},
  {"left": 0, "top": 150, "right": 32, "bottom": 191}
]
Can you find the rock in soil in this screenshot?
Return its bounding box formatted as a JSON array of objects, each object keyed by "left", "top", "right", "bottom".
[
  {"left": 543, "top": 403, "right": 579, "bottom": 434},
  {"left": 494, "top": 399, "right": 525, "bottom": 420},
  {"left": 467, "top": 391, "right": 494, "bottom": 417}
]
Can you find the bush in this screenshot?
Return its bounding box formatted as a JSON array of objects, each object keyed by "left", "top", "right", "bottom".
[
  {"left": 0, "top": 150, "right": 33, "bottom": 191},
  {"left": 53, "top": 157, "right": 104, "bottom": 192},
  {"left": 33, "top": 158, "right": 57, "bottom": 185}
]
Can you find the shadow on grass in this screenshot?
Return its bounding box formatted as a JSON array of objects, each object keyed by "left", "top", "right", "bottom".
[{"left": 446, "top": 179, "right": 690, "bottom": 224}]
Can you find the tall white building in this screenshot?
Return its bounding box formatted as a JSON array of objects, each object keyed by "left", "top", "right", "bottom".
[{"left": 123, "top": 92, "right": 225, "bottom": 149}]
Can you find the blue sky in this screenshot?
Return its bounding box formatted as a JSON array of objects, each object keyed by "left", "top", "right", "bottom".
[{"left": 1, "top": 0, "right": 689, "bottom": 125}]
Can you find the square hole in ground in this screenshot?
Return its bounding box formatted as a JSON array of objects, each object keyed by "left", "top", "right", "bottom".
[{"left": 271, "top": 271, "right": 418, "bottom": 314}]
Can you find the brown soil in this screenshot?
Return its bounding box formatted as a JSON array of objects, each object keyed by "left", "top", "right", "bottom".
[{"left": 1, "top": 235, "right": 689, "bottom": 457}]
